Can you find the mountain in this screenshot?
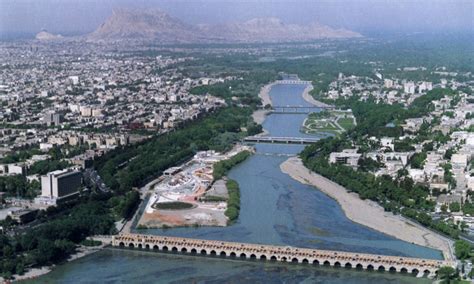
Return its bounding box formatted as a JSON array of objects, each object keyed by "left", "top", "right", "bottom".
[
  {"left": 35, "top": 30, "right": 63, "bottom": 40},
  {"left": 199, "top": 18, "right": 361, "bottom": 42},
  {"left": 89, "top": 9, "right": 204, "bottom": 42},
  {"left": 89, "top": 9, "right": 362, "bottom": 42}
]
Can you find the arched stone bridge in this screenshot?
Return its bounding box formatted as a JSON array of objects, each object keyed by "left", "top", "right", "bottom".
[{"left": 113, "top": 234, "right": 453, "bottom": 277}]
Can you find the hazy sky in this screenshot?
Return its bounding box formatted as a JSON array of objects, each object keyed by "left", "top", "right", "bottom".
[{"left": 0, "top": 0, "right": 473, "bottom": 36}]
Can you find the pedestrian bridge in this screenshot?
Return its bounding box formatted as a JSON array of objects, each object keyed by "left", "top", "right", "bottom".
[
  {"left": 244, "top": 136, "right": 319, "bottom": 144},
  {"left": 112, "top": 234, "right": 452, "bottom": 277}
]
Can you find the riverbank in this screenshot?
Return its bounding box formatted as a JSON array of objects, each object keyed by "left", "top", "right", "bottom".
[
  {"left": 301, "top": 84, "right": 333, "bottom": 108},
  {"left": 280, "top": 156, "right": 454, "bottom": 261},
  {"left": 9, "top": 243, "right": 106, "bottom": 282},
  {"left": 258, "top": 82, "right": 275, "bottom": 107},
  {"left": 252, "top": 109, "right": 269, "bottom": 125}
]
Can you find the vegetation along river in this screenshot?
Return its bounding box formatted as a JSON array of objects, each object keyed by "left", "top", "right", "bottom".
[{"left": 32, "top": 83, "right": 441, "bottom": 283}]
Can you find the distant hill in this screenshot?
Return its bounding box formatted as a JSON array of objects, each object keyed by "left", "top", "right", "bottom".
[{"left": 89, "top": 8, "right": 361, "bottom": 43}]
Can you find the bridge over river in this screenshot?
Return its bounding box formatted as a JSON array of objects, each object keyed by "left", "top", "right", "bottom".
[
  {"left": 113, "top": 234, "right": 453, "bottom": 278},
  {"left": 275, "top": 80, "right": 312, "bottom": 85},
  {"left": 244, "top": 136, "right": 319, "bottom": 144}
]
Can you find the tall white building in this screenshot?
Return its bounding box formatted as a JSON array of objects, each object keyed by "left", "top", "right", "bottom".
[{"left": 41, "top": 169, "right": 82, "bottom": 199}]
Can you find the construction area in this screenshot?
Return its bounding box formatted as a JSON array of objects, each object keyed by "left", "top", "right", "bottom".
[{"left": 137, "top": 145, "right": 252, "bottom": 228}]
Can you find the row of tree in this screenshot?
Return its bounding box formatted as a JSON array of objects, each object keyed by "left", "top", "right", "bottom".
[{"left": 213, "top": 150, "right": 251, "bottom": 180}]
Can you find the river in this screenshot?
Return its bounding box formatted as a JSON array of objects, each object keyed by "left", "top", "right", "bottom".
[{"left": 32, "top": 83, "right": 439, "bottom": 283}]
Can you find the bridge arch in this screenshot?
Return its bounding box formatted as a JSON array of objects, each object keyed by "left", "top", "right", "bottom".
[
  {"left": 291, "top": 258, "right": 299, "bottom": 263},
  {"left": 378, "top": 265, "right": 386, "bottom": 271},
  {"left": 345, "top": 263, "right": 352, "bottom": 269},
  {"left": 200, "top": 249, "right": 207, "bottom": 255},
  {"left": 230, "top": 252, "right": 236, "bottom": 258},
  {"left": 302, "top": 259, "right": 309, "bottom": 264},
  {"left": 367, "top": 264, "right": 374, "bottom": 271},
  {"left": 119, "top": 242, "right": 125, "bottom": 247},
  {"left": 145, "top": 244, "right": 150, "bottom": 250},
  {"left": 270, "top": 256, "right": 277, "bottom": 261},
  {"left": 138, "top": 244, "right": 143, "bottom": 249},
  {"left": 281, "top": 257, "right": 287, "bottom": 262},
  {"left": 240, "top": 253, "right": 246, "bottom": 259},
  {"left": 334, "top": 262, "right": 341, "bottom": 268},
  {"left": 162, "top": 246, "right": 168, "bottom": 252},
  {"left": 181, "top": 248, "right": 187, "bottom": 253},
  {"left": 172, "top": 247, "right": 178, "bottom": 253},
  {"left": 191, "top": 248, "right": 197, "bottom": 254},
  {"left": 389, "top": 267, "right": 396, "bottom": 273},
  {"left": 210, "top": 250, "right": 217, "bottom": 256},
  {"left": 153, "top": 245, "right": 159, "bottom": 250},
  {"left": 323, "top": 260, "right": 331, "bottom": 266},
  {"left": 220, "top": 251, "right": 226, "bottom": 257},
  {"left": 250, "top": 254, "right": 257, "bottom": 260},
  {"left": 128, "top": 243, "right": 135, "bottom": 249},
  {"left": 412, "top": 268, "right": 419, "bottom": 275},
  {"left": 313, "top": 260, "right": 320, "bottom": 265},
  {"left": 355, "top": 264, "right": 363, "bottom": 270},
  {"left": 400, "top": 267, "right": 408, "bottom": 273},
  {"left": 260, "top": 255, "right": 267, "bottom": 261}
]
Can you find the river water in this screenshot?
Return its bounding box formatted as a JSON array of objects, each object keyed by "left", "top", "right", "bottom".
[{"left": 33, "top": 84, "right": 439, "bottom": 283}]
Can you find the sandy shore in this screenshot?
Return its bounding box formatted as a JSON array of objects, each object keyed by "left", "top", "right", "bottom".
[
  {"left": 258, "top": 82, "right": 275, "bottom": 107},
  {"left": 251, "top": 82, "right": 275, "bottom": 135},
  {"left": 252, "top": 109, "right": 269, "bottom": 125},
  {"left": 280, "top": 156, "right": 454, "bottom": 261},
  {"left": 301, "top": 84, "right": 333, "bottom": 108}
]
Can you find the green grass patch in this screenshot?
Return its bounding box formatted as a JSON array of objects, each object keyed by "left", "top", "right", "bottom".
[
  {"left": 201, "top": 196, "right": 228, "bottom": 202},
  {"left": 152, "top": 201, "right": 194, "bottom": 210},
  {"left": 337, "top": 117, "right": 355, "bottom": 130}
]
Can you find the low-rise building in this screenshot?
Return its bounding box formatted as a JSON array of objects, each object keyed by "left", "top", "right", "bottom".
[{"left": 329, "top": 149, "right": 361, "bottom": 168}]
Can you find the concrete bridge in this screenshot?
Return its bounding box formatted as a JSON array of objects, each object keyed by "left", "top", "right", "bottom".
[
  {"left": 275, "top": 80, "right": 312, "bottom": 85},
  {"left": 244, "top": 136, "right": 319, "bottom": 145},
  {"left": 112, "top": 234, "right": 452, "bottom": 277},
  {"left": 271, "top": 105, "right": 331, "bottom": 113}
]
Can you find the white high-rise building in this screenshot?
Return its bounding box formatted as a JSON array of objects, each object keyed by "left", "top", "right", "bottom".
[{"left": 41, "top": 170, "right": 82, "bottom": 199}]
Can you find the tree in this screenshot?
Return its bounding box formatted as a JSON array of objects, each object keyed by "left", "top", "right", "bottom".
[
  {"left": 450, "top": 202, "right": 461, "bottom": 212},
  {"left": 410, "top": 152, "right": 427, "bottom": 169},
  {"left": 454, "top": 240, "right": 472, "bottom": 260},
  {"left": 441, "top": 204, "right": 448, "bottom": 213},
  {"left": 437, "top": 266, "right": 457, "bottom": 283}
]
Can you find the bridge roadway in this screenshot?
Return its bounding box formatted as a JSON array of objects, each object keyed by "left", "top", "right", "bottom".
[
  {"left": 113, "top": 233, "right": 452, "bottom": 277},
  {"left": 244, "top": 136, "right": 319, "bottom": 144}
]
